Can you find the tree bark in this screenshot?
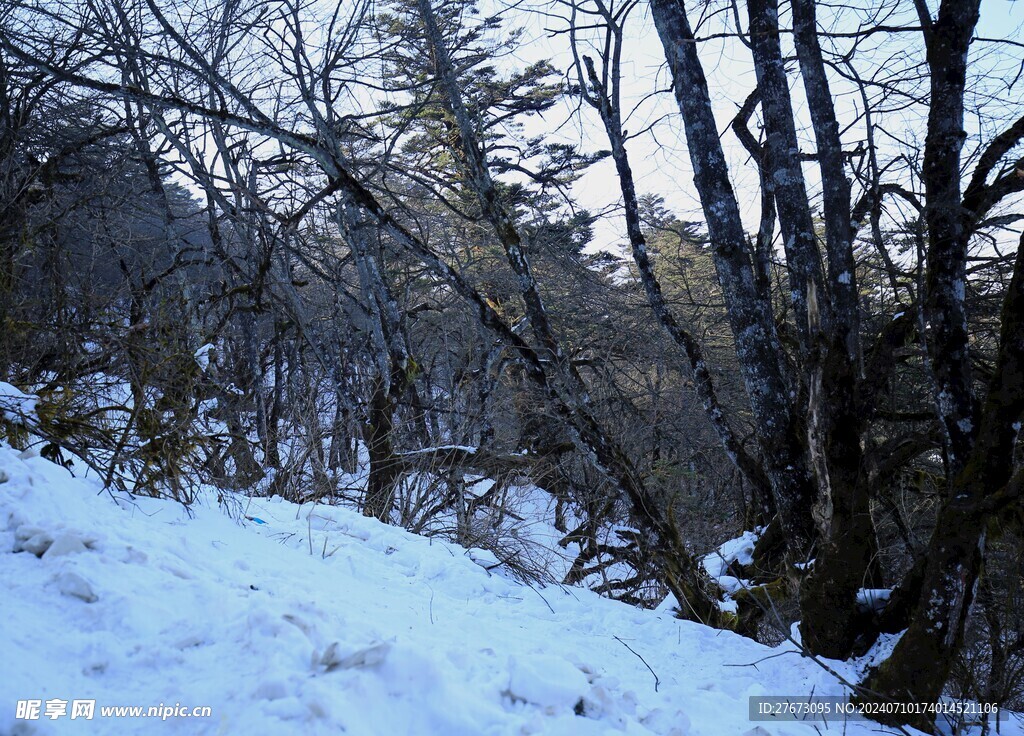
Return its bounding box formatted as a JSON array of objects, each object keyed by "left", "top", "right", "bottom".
[
  {"left": 747, "top": 0, "right": 828, "bottom": 362},
  {"left": 785, "top": 0, "right": 876, "bottom": 659},
  {"left": 362, "top": 376, "right": 403, "bottom": 521},
  {"left": 920, "top": 0, "right": 982, "bottom": 479},
  {"left": 649, "top": 0, "right": 817, "bottom": 555},
  {"left": 341, "top": 198, "right": 413, "bottom": 522},
  {"left": 863, "top": 230, "right": 1024, "bottom": 720}
]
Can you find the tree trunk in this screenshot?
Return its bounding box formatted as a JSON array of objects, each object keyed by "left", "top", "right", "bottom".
[
  {"left": 863, "top": 231, "right": 1024, "bottom": 721},
  {"left": 362, "top": 376, "right": 402, "bottom": 522},
  {"left": 415, "top": 0, "right": 727, "bottom": 624},
  {"left": 340, "top": 198, "right": 414, "bottom": 522},
  {"left": 920, "top": 0, "right": 982, "bottom": 479},
  {"left": 649, "top": 0, "right": 817, "bottom": 555}
]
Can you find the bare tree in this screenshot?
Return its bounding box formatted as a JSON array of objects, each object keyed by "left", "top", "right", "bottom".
[
  {"left": 647, "top": 0, "right": 1024, "bottom": 715},
  {"left": 4, "top": 0, "right": 1024, "bottom": 721}
]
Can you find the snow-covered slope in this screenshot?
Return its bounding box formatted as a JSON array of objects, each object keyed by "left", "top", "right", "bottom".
[{"left": 0, "top": 445, "right": 1012, "bottom": 736}]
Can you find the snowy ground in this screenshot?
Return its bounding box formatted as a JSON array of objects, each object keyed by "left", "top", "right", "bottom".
[{"left": 1, "top": 444, "right": 1019, "bottom": 736}]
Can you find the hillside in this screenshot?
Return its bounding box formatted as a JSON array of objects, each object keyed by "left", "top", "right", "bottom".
[{"left": 3, "top": 445, "right": 1015, "bottom": 736}]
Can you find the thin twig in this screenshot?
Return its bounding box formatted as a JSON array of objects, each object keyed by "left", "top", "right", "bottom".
[{"left": 613, "top": 636, "right": 660, "bottom": 692}]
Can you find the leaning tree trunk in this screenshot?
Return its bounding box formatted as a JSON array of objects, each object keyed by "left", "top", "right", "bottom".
[
  {"left": 414, "top": 0, "right": 727, "bottom": 624},
  {"left": 649, "top": 0, "right": 817, "bottom": 556},
  {"left": 577, "top": 50, "right": 774, "bottom": 518}
]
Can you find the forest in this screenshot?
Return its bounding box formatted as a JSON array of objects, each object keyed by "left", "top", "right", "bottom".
[{"left": 1, "top": 0, "right": 1023, "bottom": 730}]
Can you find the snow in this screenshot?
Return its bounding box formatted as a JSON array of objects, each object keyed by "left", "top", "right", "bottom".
[
  {"left": 855, "top": 588, "right": 892, "bottom": 614},
  {"left": 507, "top": 655, "right": 589, "bottom": 710},
  {"left": 397, "top": 445, "right": 479, "bottom": 456},
  {"left": 703, "top": 530, "right": 758, "bottom": 575},
  {"left": 701, "top": 530, "right": 759, "bottom": 605},
  {"left": 193, "top": 344, "right": 215, "bottom": 372},
  {"left": 1, "top": 445, "right": 1017, "bottom": 736},
  {"left": 854, "top": 630, "right": 906, "bottom": 680},
  {"left": 0, "top": 382, "right": 39, "bottom": 425}
]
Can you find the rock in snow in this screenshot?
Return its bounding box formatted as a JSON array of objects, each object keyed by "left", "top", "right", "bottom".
[
  {"left": 0, "top": 444, "right": 1016, "bottom": 736},
  {"left": 54, "top": 570, "right": 98, "bottom": 603},
  {"left": 43, "top": 532, "right": 91, "bottom": 559},
  {"left": 507, "top": 654, "right": 589, "bottom": 710}
]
